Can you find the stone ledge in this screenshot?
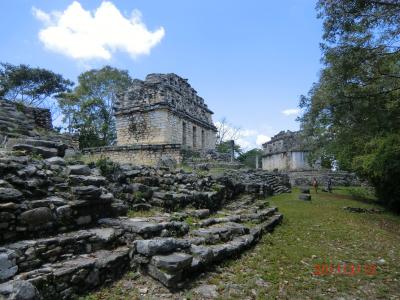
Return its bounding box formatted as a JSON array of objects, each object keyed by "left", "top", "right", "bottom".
[{"left": 82, "top": 144, "right": 183, "bottom": 154}]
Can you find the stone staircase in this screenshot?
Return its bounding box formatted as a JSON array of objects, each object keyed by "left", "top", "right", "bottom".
[
  {"left": 0, "top": 194, "right": 282, "bottom": 299},
  {"left": 2, "top": 228, "right": 130, "bottom": 299},
  {"left": 106, "top": 194, "right": 283, "bottom": 290}
]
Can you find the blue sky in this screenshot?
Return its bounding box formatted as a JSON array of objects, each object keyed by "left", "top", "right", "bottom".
[{"left": 0, "top": 0, "right": 323, "bottom": 149}]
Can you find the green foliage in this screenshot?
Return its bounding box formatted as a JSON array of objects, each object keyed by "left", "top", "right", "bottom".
[
  {"left": 346, "top": 186, "right": 377, "bottom": 204},
  {"left": 352, "top": 134, "right": 400, "bottom": 211},
  {"left": 299, "top": 0, "right": 400, "bottom": 212},
  {"left": 95, "top": 156, "right": 120, "bottom": 178},
  {"left": 132, "top": 191, "right": 146, "bottom": 200},
  {"left": 57, "top": 66, "right": 132, "bottom": 148},
  {"left": 127, "top": 209, "right": 158, "bottom": 218},
  {"left": 216, "top": 140, "right": 242, "bottom": 156},
  {"left": 183, "top": 216, "right": 200, "bottom": 229},
  {"left": 0, "top": 62, "right": 73, "bottom": 107},
  {"left": 14, "top": 102, "right": 25, "bottom": 112},
  {"left": 238, "top": 148, "right": 262, "bottom": 168}
]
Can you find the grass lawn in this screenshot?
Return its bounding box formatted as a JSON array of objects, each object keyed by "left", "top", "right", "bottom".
[
  {"left": 207, "top": 187, "right": 400, "bottom": 299},
  {"left": 83, "top": 187, "right": 400, "bottom": 299}
]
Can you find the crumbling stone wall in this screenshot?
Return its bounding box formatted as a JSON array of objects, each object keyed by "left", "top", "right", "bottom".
[
  {"left": 83, "top": 144, "right": 183, "bottom": 166},
  {"left": 287, "top": 170, "right": 361, "bottom": 187},
  {"left": 0, "top": 99, "right": 78, "bottom": 152},
  {"left": 114, "top": 74, "right": 217, "bottom": 150},
  {"left": 0, "top": 99, "right": 52, "bottom": 138},
  {"left": 262, "top": 130, "right": 311, "bottom": 171}
]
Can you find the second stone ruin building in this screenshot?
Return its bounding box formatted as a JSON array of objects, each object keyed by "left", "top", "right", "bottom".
[
  {"left": 262, "top": 130, "right": 311, "bottom": 171},
  {"left": 114, "top": 73, "right": 217, "bottom": 150},
  {"left": 262, "top": 130, "right": 361, "bottom": 187}
]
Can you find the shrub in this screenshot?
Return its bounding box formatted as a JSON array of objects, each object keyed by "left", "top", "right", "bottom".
[
  {"left": 353, "top": 134, "right": 400, "bottom": 212},
  {"left": 95, "top": 156, "right": 120, "bottom": 179}
]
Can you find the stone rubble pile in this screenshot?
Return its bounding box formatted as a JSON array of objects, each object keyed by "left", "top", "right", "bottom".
[
  {"left": 107, "top": 164, "right": 291, "bottom": 212},
  {"left": 0, "top": 148, "right": 289, "bottom": 299},
  {"left": 0, "top": 153, "right": 126, "bottom": 244}
]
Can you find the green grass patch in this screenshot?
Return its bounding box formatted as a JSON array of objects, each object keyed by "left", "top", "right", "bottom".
[
  {"left": 83, "top": 187, "right": 400, "bottom": 299},
  {"left": 126, "top": 209, "right": 160, "bottom": 218},
  {"left": 208, "top": 187, "right": 400, "bottom": 299}
]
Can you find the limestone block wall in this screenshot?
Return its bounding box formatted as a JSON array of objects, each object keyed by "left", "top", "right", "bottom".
[
  {"left": 116, "top": 109, "right": 216, "bottom": 151},
  {"left": 262, "top": 153, "right": 286, "bottom": 171},
  {"left": 286, "top": 170, "right": 361, "bottom": 187},
  {"left": 116, "top": 109, "right": 170, "bottom": 145},
  {"left": 290, "top": 151, "right": 309, "bottom": 170},
  {"left": 82, "top": 144, "right": 183, "bottom": 166},
  {"left": 262, "top": 151, "right": 310, "bottom": 171},
  {"left": 168, "top": 111, "right": 216, "bottom": 150}
]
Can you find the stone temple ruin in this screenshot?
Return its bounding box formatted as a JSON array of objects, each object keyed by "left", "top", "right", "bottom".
[
  {"left": 115, "top": 73, "right": 217, "bottom": 150},
  {"left": 262, "top": 130, "right": 360, "bottom": 187},
  {"left": 262, "top": 130, "right": 310, "bottom": 172},
  {"left": 84, "top": 73, "right": 221, "bottom": 167},
  {"left": 0, "top": 97, "right": 290, "bottom": 299}
]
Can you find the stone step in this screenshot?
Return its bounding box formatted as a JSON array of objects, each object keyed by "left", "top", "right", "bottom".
[
  {"left": 1, "top": 227, "right": 125, "bottom": 281},
  {"left": 9, "top": 246, "right": 130, "bottom": 299},
  {"left": 199, "top": 207, "right": 277, "bottom": 227},
  {"left": 12, "top": 144, "right": 58, "bottom": 159},
  {"left": 98, "top": 217, "right": 190, "bottom": 240},
  {"left": 144, "top": 213, "right": 283, "bottom": 289},
  {"left": 190, "top": 222, "right": 249, "bottom": 244}
]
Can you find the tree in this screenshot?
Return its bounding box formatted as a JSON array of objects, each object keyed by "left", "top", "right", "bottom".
[
  {"left": 0, "top": 63, "right": 73, "bottom": 107},
  {"left": 215, "top": 118, "right": 241, "bottom": 145},
  {"left": 58, "top": 66, "right": 132, "bottom": 148},
  {"left": 238, "top": 148, "right": 263, "bottom": 169},
  {"left": 57, "top": 92, "right": 80, "bottom": 134},
  {"left": 299, "top": 0, "right": 400, "bottom": 211},
  {"left": 216, "top": 140, "right": 243, "bottom": 156},
  {"left": 215, "top": 117, "right": 243, "bottom": 156}
]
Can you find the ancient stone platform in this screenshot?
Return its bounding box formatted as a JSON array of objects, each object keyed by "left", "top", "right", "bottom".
[{"left": 0, "top": 146, "right": 288, "bottom": 299}]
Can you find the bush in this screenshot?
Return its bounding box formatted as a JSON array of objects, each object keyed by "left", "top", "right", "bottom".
[
  {"left": 353, "top": 134, "right": 400, "bottom": 212},
  {"left": 95, "top": 156, "right": 120, "bottom": 179},
  {"left": 347, "top": 187, "right": 376, "bottom": 203}
]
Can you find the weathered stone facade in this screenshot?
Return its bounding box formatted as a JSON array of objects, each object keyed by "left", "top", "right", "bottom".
[
  {"left": 261, "top": 130, "right": 362, "bottom": 187},
  {"left": 114, "top": 73, "right": 217, "bottom": 150},
  {"left": 262, "top": 130, "right": 311, "bottom": 171}
]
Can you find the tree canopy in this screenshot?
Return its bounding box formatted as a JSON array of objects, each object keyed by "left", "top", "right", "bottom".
[
  {"left": 299, "top": 0, "right": 400, "bottom": 211},
  {"left": 57, "top": 66, "right": 132, "bottom": 148},
  {"left": 238, "top": 148, "right": 263, "bottom": 169},
  {"left": 0, "top": 63, "right": 73, "bottom": 107}
]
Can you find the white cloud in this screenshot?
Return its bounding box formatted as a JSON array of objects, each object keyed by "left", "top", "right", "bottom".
[
  {"left": 256, "top": 134, "right": 270, "bottom": 146},
  {"left": 32, "top": 7, "right": 51, "bottom": 25},
  {"left": 240, "top": 129, "right": 258, "bottom": 137},
  {"left": 33, "top": 1, "right": 165, "bottom": 60},
  {"left": 236, "top": 138, "right": 252, "bottom": 150},
  {"left": 214, "top": 121, "right": 272, "bottom": 151},
  {"left": 282, "top": 108, "right": 300, "bottom": 116}
]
